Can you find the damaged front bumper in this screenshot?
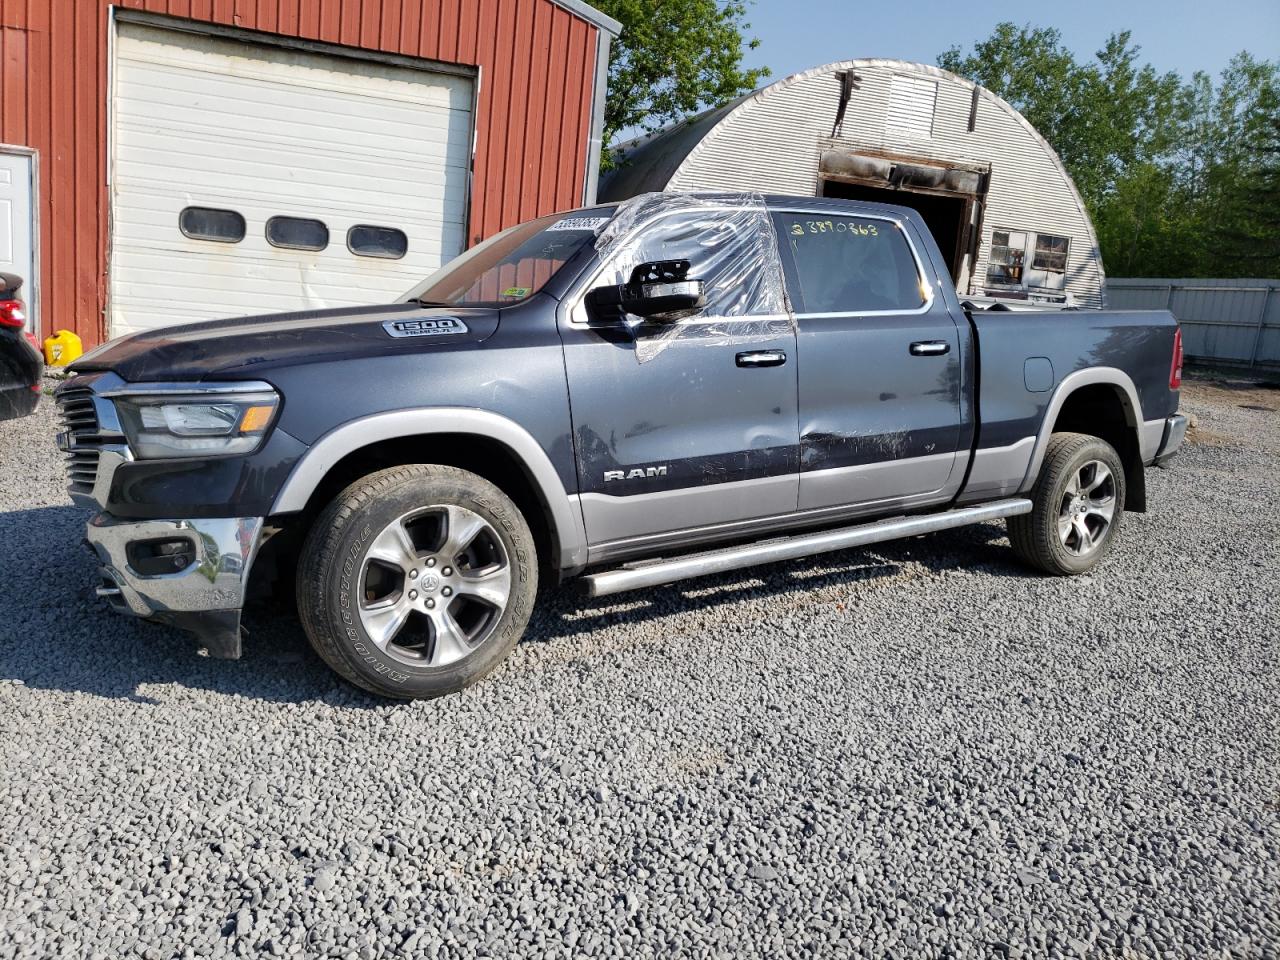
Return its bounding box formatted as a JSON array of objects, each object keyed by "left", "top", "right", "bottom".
[{"left": 85, "top": 513, "right": 264, "bottom": 659}]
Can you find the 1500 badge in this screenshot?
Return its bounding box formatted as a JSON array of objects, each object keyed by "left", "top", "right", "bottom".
[{"left": 382, "top": 318, "right": 469, "bottom": 338}]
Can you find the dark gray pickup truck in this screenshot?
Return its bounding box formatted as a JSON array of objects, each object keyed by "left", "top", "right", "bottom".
[{"left": 56, "top": 193, "right": 1187, "bottom": 699}]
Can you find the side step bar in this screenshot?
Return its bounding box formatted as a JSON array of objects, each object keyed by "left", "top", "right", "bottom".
[{"left": 582, "top": 498, "right": 1033, "bottom": 598}]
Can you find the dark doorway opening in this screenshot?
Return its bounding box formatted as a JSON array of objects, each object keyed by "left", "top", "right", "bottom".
[{"left": 819, "top": 179, "right": 969, "bottom": 281}]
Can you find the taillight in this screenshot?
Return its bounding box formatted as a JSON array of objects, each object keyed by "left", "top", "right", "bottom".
[
  {"left": 1169, "top": 327, "right": 1183, "bottom": 390},
  {"left": 0, "top": 298, "right": 26, "bottom": 329}
]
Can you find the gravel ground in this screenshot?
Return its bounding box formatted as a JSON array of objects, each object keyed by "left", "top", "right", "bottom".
[{"left": 1, "top": 370, "right": 1277, "bottom": 959}]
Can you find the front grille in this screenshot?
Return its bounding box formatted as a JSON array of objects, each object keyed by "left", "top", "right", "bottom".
[{"left": 56, "top": 386, "right": 103, "bottom": 497}]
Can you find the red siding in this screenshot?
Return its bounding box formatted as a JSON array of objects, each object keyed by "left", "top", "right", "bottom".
[{"left": 0, "top": 0, "right": 602, "bottom": 345}]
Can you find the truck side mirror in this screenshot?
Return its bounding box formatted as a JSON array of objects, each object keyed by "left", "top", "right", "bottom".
[{"left": 586, "top": 259, "right": 706, "bottom": 324}]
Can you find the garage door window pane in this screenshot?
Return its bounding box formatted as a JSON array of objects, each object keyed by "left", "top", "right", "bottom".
[
  {"left": 348, "top": 225, "right": 408, "bottom": 259},
  {"left": 266, "top": 216, "right": 329, "bottom": 251},
  {"left": 179, "top": 207, "right": 246, "bottom": 243}
]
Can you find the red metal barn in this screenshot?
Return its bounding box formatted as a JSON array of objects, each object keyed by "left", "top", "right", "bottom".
[{"left": 0, "top": 0, "right": 619, "bottom": 347}]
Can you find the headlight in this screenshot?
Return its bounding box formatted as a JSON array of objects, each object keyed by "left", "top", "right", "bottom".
[{"left": 113, "top": 387, "right": 280, "bottom": 459}]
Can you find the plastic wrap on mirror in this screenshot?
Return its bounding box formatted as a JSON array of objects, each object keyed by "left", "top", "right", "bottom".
[{"left": 592, "top": 193, "right": 793, "bottom": 363}]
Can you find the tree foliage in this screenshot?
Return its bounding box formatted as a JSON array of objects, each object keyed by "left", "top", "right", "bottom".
[
  {"left": 592, "top": 0, "right": 769, "bottom": 168},
  {"left": 939, "top": 25, "right": 1280, "bottom": 278}
]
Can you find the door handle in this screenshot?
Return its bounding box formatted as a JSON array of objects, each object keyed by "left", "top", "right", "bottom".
[
  {"left": 736, "top": 350, "right": 787, "bottom": 368},
  {"left": 909, "top": 340, "right": 951, "bottom": 356}
]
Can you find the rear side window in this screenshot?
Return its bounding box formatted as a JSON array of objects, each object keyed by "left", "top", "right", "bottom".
[
  {"left": 775, "top": 214, "right": 925, "bottom": 313},
  {"left": 347, "top": 224, "right": 408, "bottom": 259},
  {"left": 179, "top": 207, "right": 245, "bottom": 243},
  {"left": 266, "top": 216, "right": 328, "bottom": 251}
]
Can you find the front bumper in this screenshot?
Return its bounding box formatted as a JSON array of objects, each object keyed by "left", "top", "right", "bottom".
[
  {"left": 1154, "top": 413, "right": 1189, "bottom": 465},
  {"left": 85, "top": 513, "right": 264, "bottom": 659}
]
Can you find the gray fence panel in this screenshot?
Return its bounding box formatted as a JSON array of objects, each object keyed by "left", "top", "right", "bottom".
[{"left": 1107, "top": 278, "right": 1280, "bottom": 368}]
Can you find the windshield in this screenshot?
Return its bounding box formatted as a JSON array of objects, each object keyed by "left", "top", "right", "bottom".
[{"left": 403, "top": 208, "right": 616, "bottom": 307}]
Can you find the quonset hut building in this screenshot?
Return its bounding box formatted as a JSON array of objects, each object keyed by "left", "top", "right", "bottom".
[{"left": 600, "top": 59, "right": 1105, "bottom": 307}]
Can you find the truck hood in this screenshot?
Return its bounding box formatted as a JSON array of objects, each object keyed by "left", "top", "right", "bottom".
[{"left": 70, "top": 303, "right": 500, "bottom": 382}]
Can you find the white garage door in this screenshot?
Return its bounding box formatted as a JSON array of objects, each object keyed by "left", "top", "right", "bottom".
[{"left": 110, "top": 21, "right": 474, "bottom": 336}]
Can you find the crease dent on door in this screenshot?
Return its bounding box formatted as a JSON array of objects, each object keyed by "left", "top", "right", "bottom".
[{"left": 770, "top": 209, "right": 966, "bottom": 513}]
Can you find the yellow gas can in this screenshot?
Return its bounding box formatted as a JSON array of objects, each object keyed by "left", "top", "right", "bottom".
[{"left": 43, "top": 330, "right": 83, "bottom": 367}]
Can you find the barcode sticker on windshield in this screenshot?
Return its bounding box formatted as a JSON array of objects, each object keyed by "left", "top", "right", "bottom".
[{"left": 546, "top": 217, "right": 610, "bottom": 232}]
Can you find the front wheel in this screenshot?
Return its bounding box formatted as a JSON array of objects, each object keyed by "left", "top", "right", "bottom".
[
  {"left": 1008, "top": 432, "right": 1125, "bottom": 576},
  {"left": 297, "top": 464, "right": 538, "bottom": 699}
]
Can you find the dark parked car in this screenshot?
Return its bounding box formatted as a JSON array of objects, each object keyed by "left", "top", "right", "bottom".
[
  {"left": 0, "top": 272, "right": 43, "bottom": 421},
  {"left": 56, "top": 193, "right": 1186, "bottom": 699}
]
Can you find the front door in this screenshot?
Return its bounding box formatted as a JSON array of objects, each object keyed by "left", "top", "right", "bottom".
[
  {"left": 560, "top": 207, "right": 799, "bottom": 552},
  {"left": 771, "top": 209, "right": 966, "bottom": 514},
  {"left": 0, "top": 149, "right": 36, "bottom": 333}
]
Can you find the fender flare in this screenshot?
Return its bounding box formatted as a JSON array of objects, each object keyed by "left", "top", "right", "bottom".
[
  {"left": 270, "top": 408, "right": 588, "bottom": 572},
  {"left": 1018, "top": 367, "right": 1145, "bottom": 493}
]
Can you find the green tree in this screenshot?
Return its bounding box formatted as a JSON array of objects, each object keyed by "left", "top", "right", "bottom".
[
  {"left": 1208, "top": 108, "right": 1280, "bottom": 274},
  {"left": 939, "top": 24, "right": 1279, "bottom": 278},
  {"left": 592, "top": 0, "right": 769, "bottom": 167},
  {"left": 938, "top": 25, "right": 1183, "bottom": 209}
]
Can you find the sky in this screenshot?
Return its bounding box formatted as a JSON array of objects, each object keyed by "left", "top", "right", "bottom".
[{"left": 738, "top": 0, "right": 1279, "bottom": 84}]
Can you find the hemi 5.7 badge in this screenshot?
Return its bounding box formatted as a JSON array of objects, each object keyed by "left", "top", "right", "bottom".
[{"left": 382, "top": 317, "right": 469, "bottom": 339}]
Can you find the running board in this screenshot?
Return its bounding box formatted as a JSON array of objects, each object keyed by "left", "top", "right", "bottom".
[{"left": 581, "top": 498, "right": 1033, "bottom": 598}]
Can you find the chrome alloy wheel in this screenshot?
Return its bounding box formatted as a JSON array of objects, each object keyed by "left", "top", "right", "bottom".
[
  {"left": 1057, "top": 459, "right": 1116, "bottom": 556},
  {"left": 357, "top": 505, "right": 512, "bottom": 668}
]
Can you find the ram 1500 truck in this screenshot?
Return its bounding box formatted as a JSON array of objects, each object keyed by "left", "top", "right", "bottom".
[{"left": 56, "top": 193, "right": 1187, "bottom": 699}]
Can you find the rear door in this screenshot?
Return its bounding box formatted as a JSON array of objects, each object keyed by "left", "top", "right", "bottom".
[
  {"left": 772, "top": 209, "right": 966, "bottom": 513},
  {"left": 560, "top": 207, "right": 799, "bottom": 552}
]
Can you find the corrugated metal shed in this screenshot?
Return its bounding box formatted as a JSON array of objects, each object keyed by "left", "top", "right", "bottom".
[
  {"left": 601, "top": 59, "right": 1105, "bottom": 308},
  {"left": 0, "top": 0, "right": 619, "bottom": 346}
]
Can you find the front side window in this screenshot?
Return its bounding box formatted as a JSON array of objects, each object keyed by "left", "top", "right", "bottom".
[
  {"left": 404, "top": 209, "right": 615, "bottom": 306},
  {"left": 266, "top": 216, "right": 329, "bottom": 251},
  {"left": 774, "top": 214, "right": 925, "bottom": 313},
  {"left": 179, "top": 207, "right": 245, "bottom": 243},
  {"left": 597, "top": 209, "right": 785, "bottom": 319}
]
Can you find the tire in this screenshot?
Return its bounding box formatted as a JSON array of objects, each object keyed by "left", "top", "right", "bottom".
[
  {"left": 1008, "top": 432, "right": 1126, "bottom": 576},
  {"left": 297, "top": 464, "right": 538, "bottom": 699}
]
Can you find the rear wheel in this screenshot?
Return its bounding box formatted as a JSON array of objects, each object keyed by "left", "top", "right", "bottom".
[
  {"left": 297, "top": 464, "right": 537, "bottom": 699},
  {"left": 1008, "top": 432, "right": 1125, "bottom": 575}
]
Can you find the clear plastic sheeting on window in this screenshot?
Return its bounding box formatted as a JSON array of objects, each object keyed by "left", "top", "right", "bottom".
[{"left": 591, "top": 193, "right": 792, "bottom": 363}]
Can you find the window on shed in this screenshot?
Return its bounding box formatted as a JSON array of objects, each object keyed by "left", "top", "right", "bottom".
[
  {"left": 1031, "top": 233, "right": 1069, "bottom": 273},
  {"left": 348, "top": 225, "right": 408, "bottom": 260},
  {"left": 774, "top": 214, "right": 925, "bottom": 313},
  {"left": 266, "top": 216, "right": 329, "bottom": 251},
  {"left": 985, "top": 229, "right": 1027, "bottom": 286},
  {"left": 179, "top": 207, "right": 246, "bottom": 243}
]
